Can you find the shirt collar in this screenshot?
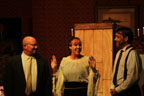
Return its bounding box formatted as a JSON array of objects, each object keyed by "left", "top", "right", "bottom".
[
  {"left": 121, "top": 44, "right": 131, "bottom": 52},
  {"left": 22, "top": 51, "right": 33, "bottom": 60}
]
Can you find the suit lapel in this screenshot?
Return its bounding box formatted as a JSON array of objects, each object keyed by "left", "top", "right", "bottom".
[
  {"left": 17, "top": 55, "right": 26, "bottom": 84},
  {"left": 35, "top": 55, "right": 41, "bottom": 86}
]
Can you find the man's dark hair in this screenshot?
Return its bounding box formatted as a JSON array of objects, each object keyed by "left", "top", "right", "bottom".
[{"left": 115, "top": 26, "right": 133, "bottom": 44}]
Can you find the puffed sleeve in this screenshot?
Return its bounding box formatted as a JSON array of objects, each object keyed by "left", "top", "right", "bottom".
[
  {"left": 87, "top": 68, "right": 100, "bottom": 96},
  {"left": 52, "top": 58, "right": 66, "bottom": 96}
]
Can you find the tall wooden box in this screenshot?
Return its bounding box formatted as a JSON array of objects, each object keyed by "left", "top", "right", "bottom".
[{"left": 74, "top": 23, "right": 114, "bottom": 96}]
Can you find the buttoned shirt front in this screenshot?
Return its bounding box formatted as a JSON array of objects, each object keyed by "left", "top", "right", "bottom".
[
  {"left": 111, "top": 45, "right": 141, "bottom": 93},
  {"left": 21, "top": 52, "right": 37, "bottom": 92}
]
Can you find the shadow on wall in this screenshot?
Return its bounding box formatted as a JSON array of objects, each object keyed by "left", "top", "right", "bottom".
[{"left": 0, "top": 18, "right": 22, "bottom": 86}]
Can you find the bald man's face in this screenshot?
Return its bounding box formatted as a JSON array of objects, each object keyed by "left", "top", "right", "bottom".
[{"left": 23, "top": 36, "right": 38, "bottom": 56}]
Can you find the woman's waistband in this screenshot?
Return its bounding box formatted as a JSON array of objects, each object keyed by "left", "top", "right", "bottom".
[{"left": 64, "top": 82, "right": 88, "bottom": 89}]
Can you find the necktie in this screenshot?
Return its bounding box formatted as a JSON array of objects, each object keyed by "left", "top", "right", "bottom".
[
  {"left": 113, "top": 50, "right": 123, "bottom": 86},
  {"left": 25, "top": 57, "right": 32, "bottom": 96}
]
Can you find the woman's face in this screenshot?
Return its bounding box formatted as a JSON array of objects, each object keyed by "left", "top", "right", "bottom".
[{"left": 69, "top": 39, "right": 82, "bottom": 56}]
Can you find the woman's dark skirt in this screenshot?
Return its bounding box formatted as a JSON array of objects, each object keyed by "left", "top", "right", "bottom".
[{"left": 64, "top": 82, "right": 88, "bottom": 96}]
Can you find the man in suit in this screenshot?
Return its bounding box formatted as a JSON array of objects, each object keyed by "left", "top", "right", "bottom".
[
  {"left": 4, "top": 36, "right": 52, "bottom": 96},
  {"left": 110, "top": 26, "right": 142, "bottom": 96}
]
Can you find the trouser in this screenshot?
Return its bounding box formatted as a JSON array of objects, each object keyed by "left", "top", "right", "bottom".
[{"left": 117, "top": 84, "right": 141, "bottom": 96}]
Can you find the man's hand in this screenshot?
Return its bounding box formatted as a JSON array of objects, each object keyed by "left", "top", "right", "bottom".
[{"left": 110, "top": 89, "right": 117, "bottom": 96}]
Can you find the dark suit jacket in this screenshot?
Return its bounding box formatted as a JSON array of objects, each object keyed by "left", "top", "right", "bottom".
[{"left": 4, "top": 54, "right": 52, "bottom": 96}]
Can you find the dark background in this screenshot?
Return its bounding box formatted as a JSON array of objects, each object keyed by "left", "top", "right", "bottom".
[{"left": 0, "top": 0, "right": 144, "bottom": 84}]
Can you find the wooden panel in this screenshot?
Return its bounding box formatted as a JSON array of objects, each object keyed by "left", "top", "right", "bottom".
[
  {"left": 103, "top": 50, "right": 113, "bottom": 79},
  {"left": 75, "top": 23, "right": 113, "bottom": 96},
  {"left": 103, "top": 80, "right": 111, "bottom": 96},
  {"left": 94, "top": 30, "right": 103, "bottom": 62},
  {"left": 74, "top": 23, "right": 113, "bottom": 30},
  {"left": 102, "top": 29, "right": 113, "bottom": 51},
  {"left": 83, "top": 30, "right": 94, "bottom": 56},
  {"left": 102, "top": 29, "right": 113, "bottom": 79},
  {"left": 75, "top": 30, "right": 84, "bottom": 40},
  {"left": 97, "top": 93, "right": 103, "bottom": 96}
]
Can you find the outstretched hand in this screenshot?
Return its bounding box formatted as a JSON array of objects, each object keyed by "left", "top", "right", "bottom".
[
  {"left": 51, "top": 55, "right": 58, "bottom": 73},
  {"left": 89, "top": 56, "right": 97, "bottom": 73}
]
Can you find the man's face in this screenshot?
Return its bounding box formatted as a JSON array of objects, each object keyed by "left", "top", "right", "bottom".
[
  {"left": 24, "top": 39, "right": 38, "bottom": 55},
  {"left": 69, "top": 39, "right": 82, "bottom": 56},
  {"left": 114, "top": 32, "right": 128, "bottom": 48}
]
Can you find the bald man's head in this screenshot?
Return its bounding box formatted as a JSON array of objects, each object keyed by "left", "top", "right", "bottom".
[
  {"left": 22, "top": 36, "right": 36, "bottom": 46},
  {"left": 22, "top": 36, "right": 38, "bottom": 56}
]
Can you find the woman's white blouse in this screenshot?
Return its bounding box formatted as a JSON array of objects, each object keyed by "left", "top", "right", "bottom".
[{"left": 52, "top": 56, "right": 100, "bottom": 96}]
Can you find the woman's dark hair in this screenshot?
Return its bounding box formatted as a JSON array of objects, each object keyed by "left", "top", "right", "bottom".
[
  {"left": 115, "top": 26, "right": 133, "bottom": 44},
  {"left": 68, "top": 36, "right": 81, "bottom": 47}
]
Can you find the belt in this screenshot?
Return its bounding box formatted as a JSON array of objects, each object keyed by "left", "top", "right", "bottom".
[{"left": 64, "top": 82, "right": 88, "bottom": 89}]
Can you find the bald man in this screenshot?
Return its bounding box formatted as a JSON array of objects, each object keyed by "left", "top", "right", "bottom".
[{"left": 4, "top": 36, "right": 52, "bottom": 96}]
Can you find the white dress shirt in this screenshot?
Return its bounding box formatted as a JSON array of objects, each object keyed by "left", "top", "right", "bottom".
[
  {"left": 21, "top": 52, "right": 37, "bottom": 92},
  {"left": 111, "top": 45, "right": 141, "bottom": 93}
]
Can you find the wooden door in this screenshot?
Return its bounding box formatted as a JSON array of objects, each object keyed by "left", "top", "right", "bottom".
[{"left": 74, "top": 23, "right": 113, "bottom": 96}]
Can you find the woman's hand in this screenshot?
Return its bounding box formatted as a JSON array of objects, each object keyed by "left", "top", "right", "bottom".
[
  {"left": 51, "top": 55, "right": 58, "bottom": 73},
  {"left": 89, "top": 56, "right": 97, "bottom": 73}
]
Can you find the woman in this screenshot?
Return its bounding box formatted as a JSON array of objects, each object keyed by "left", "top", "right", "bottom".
[{"left": 51, "top": 37, "right": 100, "bottom": 96}]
